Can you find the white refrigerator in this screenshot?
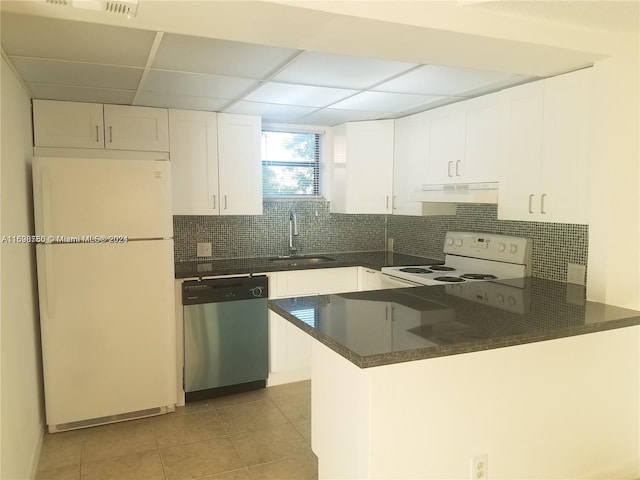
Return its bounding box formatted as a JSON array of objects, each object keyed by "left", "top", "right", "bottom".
[{"left": 32, "top": 157, "right": 177, "bottom": 433}]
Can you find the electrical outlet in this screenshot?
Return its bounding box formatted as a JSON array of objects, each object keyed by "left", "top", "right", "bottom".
[
  {"left": 196, "top": 242, "right": 212, "bottom": 258},
  {"left": 567, "top": 263, "right": 586, "bottom": 285},
  {"left": 471, "top": 454, "right": 488, "bottom": 479}
]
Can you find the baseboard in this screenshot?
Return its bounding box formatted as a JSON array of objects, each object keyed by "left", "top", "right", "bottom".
[{"left": 267, "top": 368, "right": 311, "bottom": 387}]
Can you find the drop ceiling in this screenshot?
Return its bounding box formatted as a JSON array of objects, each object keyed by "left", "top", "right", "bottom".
[{"left": 1, "top": 9, "right": 541, "bottom": 126}]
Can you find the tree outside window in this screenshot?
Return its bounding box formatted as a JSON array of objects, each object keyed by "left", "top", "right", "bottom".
[{"left": 262, "top": 131, "right": 320, "bottom": 196}]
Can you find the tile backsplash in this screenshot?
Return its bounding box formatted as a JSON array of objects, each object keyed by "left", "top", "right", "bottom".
[
  {"left": 174, "top": 201, "right": 588, "bottom": 282},
  {"left": 173, "top": 199, "right": 385, "bottom": 261}
]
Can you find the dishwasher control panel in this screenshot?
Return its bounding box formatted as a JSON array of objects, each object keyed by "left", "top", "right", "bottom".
[{"left": 182, "top": 275, "right": 269, "bottom": 305}]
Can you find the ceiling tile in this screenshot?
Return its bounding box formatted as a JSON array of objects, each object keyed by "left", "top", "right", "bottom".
[
  {"left": 153, "top": 33, "right": 299, "bottom": 78},
  {"left": 10, "top": 57, "right": 143, "bottom": 90},
  {"left": 0, "top": 13, "right": 156, "bottom": 67},
  {"left": 273, "top": 52, "right": 417, "bottom": 89},
  {"left": 27, "top": 84, "right": 135, "bottom": 105},
  {"left": 223, "top": 101, "right": 318, "bottom": 123},
  {"left": 133, "top": 92, "right": 231, "bottom": 111},
  {"left": 373, "top": 65, "right": 523, "bottom": 96},
  {"left": 299, "top": 108, "right": 394, "bottom": 126},
  {"left": 143, "top": 70, "right": 258, "bottom": 99},
  {"left": 243, "top": 82, "right": 358, "bottom": 108},
  {"left": 330, "top": 91, "right": 444, "bottom": 113}
]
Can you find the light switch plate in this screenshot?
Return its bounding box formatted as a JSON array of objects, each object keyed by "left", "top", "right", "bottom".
[{"left": 196, "top": 242, "right": 212, "bottom": 258}]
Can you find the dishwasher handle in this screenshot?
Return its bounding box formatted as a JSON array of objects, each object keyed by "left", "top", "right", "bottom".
[{"left": 182, "top": 275, "right": 268, "bottom": 305}]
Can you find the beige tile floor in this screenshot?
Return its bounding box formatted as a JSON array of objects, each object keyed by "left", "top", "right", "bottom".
[{"left": 36, "top": 380, "right": 317, "bottom": 480}]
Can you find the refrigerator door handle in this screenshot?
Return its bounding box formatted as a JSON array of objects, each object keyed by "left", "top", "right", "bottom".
[{"left": 41, "top": 247, "right": 56, "bottom": 318}]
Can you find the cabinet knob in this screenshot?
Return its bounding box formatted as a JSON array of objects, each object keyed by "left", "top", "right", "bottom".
[
  {"left": 447, "top": 161, "right": 454, "bottom": 177},
  {"left": 541, "top": 193, "right": 547, "bottom": 214},
  {"left": 455, "top": 160, "right": 461, "bottom": 176}
]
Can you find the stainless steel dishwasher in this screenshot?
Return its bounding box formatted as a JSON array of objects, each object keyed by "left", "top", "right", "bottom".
[{"left": 182, "top": 275, "right": 268, "bottom": 401}]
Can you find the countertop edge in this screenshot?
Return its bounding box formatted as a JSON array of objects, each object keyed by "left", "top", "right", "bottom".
[
  {"left": 268, "top": 301, "right": 640, "bottom": 369},
  {"left": 174, "top": 251, "right": 442, "bottom": 279}
]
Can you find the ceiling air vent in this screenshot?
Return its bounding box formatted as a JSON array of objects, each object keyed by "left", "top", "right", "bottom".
[
  {"left": 105, "top": 0, "right": 138, "bottom": 18},
  {"left": 43, "top": 0, "right": 138, "bottom": 19}
]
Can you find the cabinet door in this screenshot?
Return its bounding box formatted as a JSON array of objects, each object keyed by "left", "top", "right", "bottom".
[
  {"left": 540, "top": 69, "right": 591, "bottom": 223},
  {"left": 276, "top": 267, "right": 359, "bottom": 297},
  {"left": 217, "top": 113, "right": 263, "bottom": 215},
  {"left": 393, "top": 113, "right": 429, "bottom": 215},
  {"left": 169, "top": 109, "right": 219, "bottom": 215},
  {"left": 498, "top": 80, "right": 545, "bottom": 221},
  {"left": 33, "top": 100, "right": 104, "bottom": 149},
  {"left": 332, "top": 120, "right": 394, "bottom": 214},
  {"left": 459, "top": 91, "right": 504, "bottom": 183},
  {"left": 425, "top": 103, "right": 459, "bottom": 184},
  {"left": 104, "top": 105, "right": 169, "bottom": 152}
]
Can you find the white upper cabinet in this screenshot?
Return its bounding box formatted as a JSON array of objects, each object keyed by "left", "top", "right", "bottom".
[
  {"left": 424, "top": 103, "right": 459, "bottom": 184},
  {"left": 169, "top": 110, "right": 263, "bottom": 216},
  {"left": 424, "top": 92, "right": 504, "bottom": 186},
  {"left": 499, "top": 68, "right": 591, "bottom": 223},
  {"left": 103, "top": 105, "right": 169, "bottom": 152},
  {"left": 459, "top": 92, "right": 505, "bottom": 184},
  {"left": 33, "top": 100, "right": 169, "bottom": 152},
  {"left": 331, "top": 120, "right": 394, "bottom": 214},
  {"left": 393, "top": 112, "right": 428, "bottom": 215},
  {"left": 33, "top": 100, "right": 104, "bottom": 149},
  {"left": 217, "top": 113, "right": 263, "bottom": 215},
  {"left": 393, "top": 112, "right": 457, "bottom": 215},
  {"left": 169, "top": 109, "right": 219, "bottom": 215}
]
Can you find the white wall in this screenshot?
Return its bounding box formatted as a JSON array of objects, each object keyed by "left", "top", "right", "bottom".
[
  {"left": 0, "top": 55, "right": 44, "bottom": 479},
  {"left": 313, "top": 325, "right": 640, "bottom": 479}
]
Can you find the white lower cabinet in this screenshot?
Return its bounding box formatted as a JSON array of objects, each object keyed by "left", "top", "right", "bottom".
[{"left": 268, "top": 267, "right": 358, "bottom": 386}]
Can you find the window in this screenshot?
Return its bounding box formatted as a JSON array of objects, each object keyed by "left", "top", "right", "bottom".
[{"left": 262, "top": 130, "right": 321, "bottom": 196}]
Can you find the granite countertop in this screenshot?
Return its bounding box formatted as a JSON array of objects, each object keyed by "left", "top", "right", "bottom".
[
  {"left": 174, "top": 251, "right": 442, "bottom": 278},
  {"left": 269, "top": 278, "right": 640, "bottom": 369}
]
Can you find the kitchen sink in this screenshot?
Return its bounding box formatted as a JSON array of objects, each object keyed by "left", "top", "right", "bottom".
[{"left": 268, "top": 255, "right": 337, "bottom": 265}]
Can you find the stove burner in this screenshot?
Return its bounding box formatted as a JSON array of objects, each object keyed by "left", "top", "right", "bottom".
[
  {"left": 429, "top": 265, "right": 456, "bottom": 272},
  {"left": 459, "top": 273, "right": 498, "bottom": 280},
  {"left": 399, "top": 267, "right": 432, "bottom": 274},
  {"left": 434, "top": 276, "right": 466, "bottom": 283}
]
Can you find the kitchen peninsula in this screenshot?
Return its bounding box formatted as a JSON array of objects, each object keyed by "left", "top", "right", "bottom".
[{"left": 269, "top": 279, "right": 640, "bottom": 479}]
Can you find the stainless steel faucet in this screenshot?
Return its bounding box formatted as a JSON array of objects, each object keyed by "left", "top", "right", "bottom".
[{"left": 289, "top": 210, "right": 299, "bottom": 255}]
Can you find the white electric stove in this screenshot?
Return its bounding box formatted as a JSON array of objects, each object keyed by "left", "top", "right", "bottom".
[{"left": 382, "top": 232, "right": 532, "bottom": 288}]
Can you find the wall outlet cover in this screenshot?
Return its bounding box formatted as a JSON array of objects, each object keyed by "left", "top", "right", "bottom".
[
  {"left": 196, "top": 242, "right": 212, "bottom": 258},
  {"left": 567, "top": 263, "right": 586, "bottom": 285}
]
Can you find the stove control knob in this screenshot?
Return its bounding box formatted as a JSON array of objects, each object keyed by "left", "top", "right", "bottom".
[
  {"left": 509, "top": 244, "right": 518, "bottom": 254},
  {"left": 446, "top": 238, "right": 454, "bottom": 246},
  {"left": 507, "top": 296, "right": 516, "bottom": 306},
  {"left": 455, "top": 239, "right": 463, "bottom": 247},
  {"left": 496, "top": 293, "right": 505, "bottom": 303},
  {"left": 497, "top": 242, "right": 506, "bottom": 252}
]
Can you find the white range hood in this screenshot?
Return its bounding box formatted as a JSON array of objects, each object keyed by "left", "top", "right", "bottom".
[{"left": 409, "top": 182, "right": 499, "bottom": 204}]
